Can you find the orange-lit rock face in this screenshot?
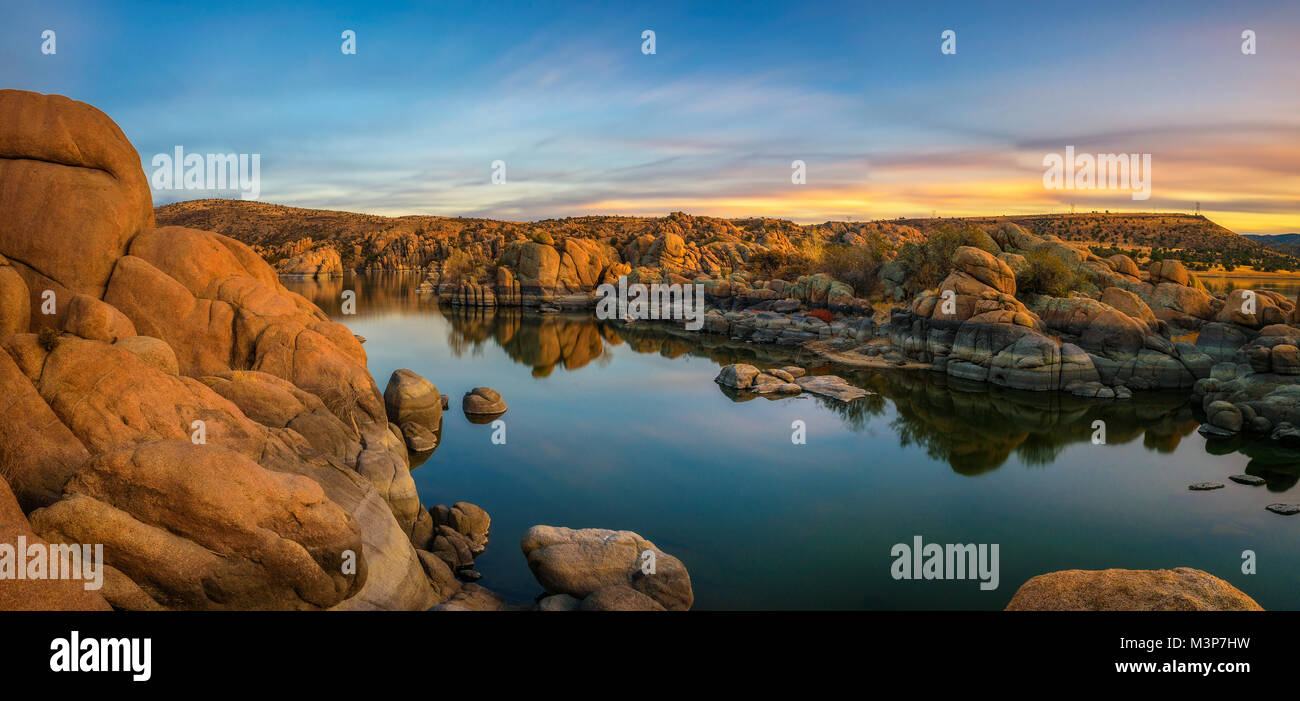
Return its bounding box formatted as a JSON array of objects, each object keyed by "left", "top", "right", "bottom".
[
  {"left": 0, "top": 91, "right": 154, "bottom": 323},
  {"left": 0, "top": 92, "right": 438, "bottom": 610}
]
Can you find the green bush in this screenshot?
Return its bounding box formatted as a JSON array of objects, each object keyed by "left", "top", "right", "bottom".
[
  {"left": 895, "top": 223, "right": 999, "bottom": 292},
  {"left": 820, "top": 232, "right": 892, "bottom": 297},
  {"left": 1016, "top": 248, "right": 1077, "bottom": 298},
  {"left": 748, "top": 241, "right": 821, "bottom": 281}
]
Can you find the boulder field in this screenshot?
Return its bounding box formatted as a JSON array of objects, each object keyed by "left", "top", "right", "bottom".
[
  {"left": 410, "top": 213, "right": 1297, "bottom": 449},
  {"left": 0, "top": 90, "right": 692, "bottom": 611},
  {"left": 0, "top": 90, "right": 1286, "bottom": 612},
  {"left": 0, "top": 90, "right": 449, "bottom": 610}
]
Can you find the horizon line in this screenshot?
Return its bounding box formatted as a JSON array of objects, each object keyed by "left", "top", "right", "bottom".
[{"left": 156, "top": 197, "right": 1278, "bottom": 234}]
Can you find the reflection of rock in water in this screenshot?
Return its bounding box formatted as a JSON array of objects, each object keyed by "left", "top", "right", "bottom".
[
  {"left": 290, "top": 272, "right": 438, "bottom": 317},
  {"left": 873, "top": 372, "right": 1198, "bottom": 476},
  {"left": 407, "top": 425, "right": 442, "bottom": 469},
  {"left": 806, "top": 392, "right": 886, "bottom": 431},
  {"left": 435, "top": 294, "right": 1288, "bottom": 480},
  {"left": 444, "top": 305, "right": 608, "bottom": 376},
  {"left": 1202, "top": 433, "right": 1300, "bottom": 491}
]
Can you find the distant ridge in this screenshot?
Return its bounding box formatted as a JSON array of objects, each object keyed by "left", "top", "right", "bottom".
[
  {"left": 1245, "top": 233, "right": 1300, "bottom": 257},
  {"left": 154, "top": 199, "right": 1288, "bottom": 271}
]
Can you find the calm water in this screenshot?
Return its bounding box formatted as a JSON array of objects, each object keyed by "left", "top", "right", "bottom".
[
  {"left": 1200, "top": 276, "right": 1300, "bottom": 299},
  {"left": 287, "top": 274, "right": 1300, "bottom": 610}
]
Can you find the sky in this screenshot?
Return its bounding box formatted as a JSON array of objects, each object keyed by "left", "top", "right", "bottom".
[{"left": 3, "top": 0, "right": 1298, "bottom": 233}]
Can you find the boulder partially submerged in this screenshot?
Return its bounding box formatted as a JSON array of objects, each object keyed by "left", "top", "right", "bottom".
[
  {"left": 462, "top": 386, "right": 508, "bottom": 419},
  {"left": 520, "top": 526, "right": 693, "bottom": 611},
  {"left": 715, "top": 363, "right": 870, "bottom": 401}
]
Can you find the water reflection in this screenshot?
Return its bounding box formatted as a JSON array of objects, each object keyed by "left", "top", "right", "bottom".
[
  {"left": 1199, "top": 276, "right": 1300, "bottom": 298},
  {"left": 291, "top": 273, "right": 1296, "bottom": 484},
  {"left": 437, "top": 303, "right": 1274, "bottom": 482},
  {"left": 1202, "top": 434, "right": 1300, "bottom": 492},
  {"left": 872, "top": 373, "right": 1198, "bottom": 476},
  {"left": 286, "top": 274, "right": 1300, "bottom": 610}
]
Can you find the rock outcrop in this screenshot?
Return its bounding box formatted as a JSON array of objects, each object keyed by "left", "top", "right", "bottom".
[
  {"left": 384, "top": 369, "right": 443, "bottom": 454},
  {"left": 0, "top": 90, "right": 446, "bottom": 610},
  {"left": 0, "top": 476, "right": 112, "bottom": 610},
  {"left": 520, "top": 526, "right": 693, "bottom": 611},
  {"left": 279, "top": 246, "right": 343, "bottom": 278},
  {"left": 1004, "top": 568, "right": 1262, "bottom": 611}
]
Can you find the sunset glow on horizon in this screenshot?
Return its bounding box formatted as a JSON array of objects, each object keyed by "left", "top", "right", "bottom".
[{"left": 6, "top": 0, "right": 1297, "bottom": 233}]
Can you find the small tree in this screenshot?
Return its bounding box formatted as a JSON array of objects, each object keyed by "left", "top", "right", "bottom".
[
  {"left": 1016, "top": 248, "right": 1077, "bottom": 298},
  {"left": 895, "top": 223, "right": 998, "bottom": 292}
]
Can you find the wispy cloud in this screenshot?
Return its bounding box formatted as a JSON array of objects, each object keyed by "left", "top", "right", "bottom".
[{"left": 6, "top": 0, "right": 1297, "bottom": 232}]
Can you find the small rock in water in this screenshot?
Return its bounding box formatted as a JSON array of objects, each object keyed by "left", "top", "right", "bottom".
[
  {"left": 1197, "top": 423, "right": 1236, "bottom": 438},
  {"left": 1188, "top": 482, "right": 1224, "bottom": 491},
  {"left": 767, "top": 368, "right": 795, "bottom": 383},
  {"left": 400, "top": 421, "right": 438, "bottom": 453},
  {"left": 463, "top": 387, "right": 507, "bottom": 417},
  {"left": 440, "top": 394, "right": 449, "bottom": 410},
  {"left": 1229, "top": 474, "right": 1266, "bottom": 486},
  {"left": 793, "top": 374, "right": 871, "bottom": 402},
  {"left": 1266, "top": 504, "right": 1300, "bottom": 516}
]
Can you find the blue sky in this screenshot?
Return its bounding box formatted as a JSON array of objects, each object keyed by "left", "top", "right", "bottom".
[{"left": 3, "top": 0, "right": 1298, "bottom": 231}]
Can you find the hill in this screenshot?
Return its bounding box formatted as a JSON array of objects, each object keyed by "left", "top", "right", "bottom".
[
  {"left": 1245, "top": 233, "right": 1300, "bottom": 257},
  {"left": 156, "top": 200, "right": 1293, "bottom": 275}
]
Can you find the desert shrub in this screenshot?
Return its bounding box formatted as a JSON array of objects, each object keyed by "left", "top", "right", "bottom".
[
  {"left": 37, "top": 327, "right": 61, "bottom": 352},
  {"left": 530, "top": 231, "right": 555, "bottom": 245},
  {"left": 748, "top": 241, "right": 822, "bottom": 281},
  {"left": 895, "top": 223, "right": 999, "bottom": 292},
  {"left": 807, "top": 308, "right": 833, "bottom": 323},
  {"left": 820, "top": 232, "right": 893, "bottom": 297},
  {"left": 441, "top": 249, "right": 485, "bottom": 282},
  {"left": 1016, "top": 247, "right": 1077, "bottom": 298}
]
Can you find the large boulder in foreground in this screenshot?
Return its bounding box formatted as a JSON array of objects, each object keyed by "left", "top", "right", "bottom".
[
  {"left": 1147, "top": 259, "right": 1192, "bottom": 287},
  {"left": 1004, "top": 567, "right": 1262, "bottom": 611},
  {"left": 0, "top": 91, "right": 443, "bottom": 609},
  {"left": 29, "top": 441, "right": 365, "bottom": 610},
  {"left": 0, "top": 476, "right": 111, "bottom": 611},
  {"left": 953, "top": 245, "right": 1016, "bottom": 295},
  {"left": 0, "top": 339, "right": 91, "bottom": 508},
  {"left": 384, "top": 369, "right": 443, "bottom": 432},
  {"left": 520, "top": 526, "right": 693, "bottom": 610},
  {"left": 0, "top": 90, "right": 154, "bottom": 316}
]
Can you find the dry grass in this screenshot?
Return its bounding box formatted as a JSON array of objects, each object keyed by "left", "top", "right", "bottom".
[{"left": 309, "top": 382, "right": 364, "bottom": 433}]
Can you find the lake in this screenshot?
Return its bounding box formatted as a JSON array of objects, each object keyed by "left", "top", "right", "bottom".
[
  {"left": 1200, "top": 276, "right": 1300, "bottom": 299},
  {"left": 285, "top": 273, "right": 1300, "bottom": 610}
]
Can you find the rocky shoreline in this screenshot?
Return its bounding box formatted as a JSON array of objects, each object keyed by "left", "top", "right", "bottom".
[
  {"left": 412, "top": 234, "right": 1300, "bottom": 452},
  {"left": 0, "top": 90, "right": 1288, "bottom": 611},
  {"left": 0, "top": 90, "right": 696, "bottom": 612}
]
